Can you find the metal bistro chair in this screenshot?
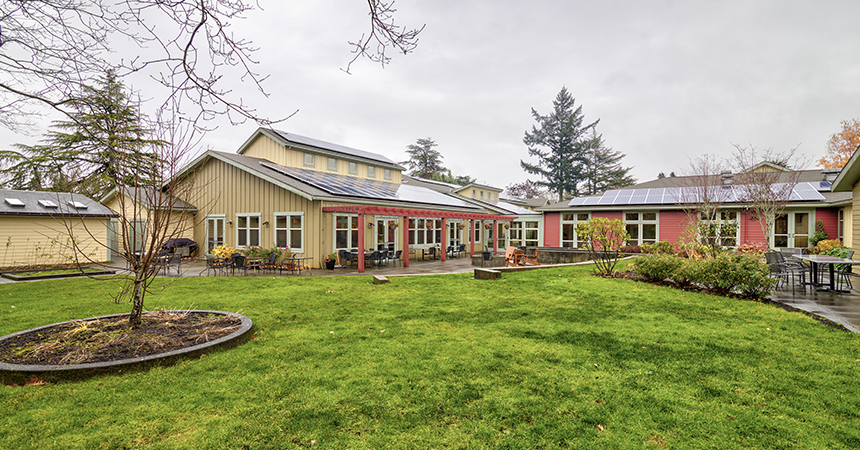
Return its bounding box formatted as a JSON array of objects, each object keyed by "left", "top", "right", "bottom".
[
  {"left": 390, "top": 249, "right": 403, "bottom": 267},
  {"left": 230, "top": 254, "right": 249, "bottom": 276},
  {"left": 201, "top": 254, "right": 229, "bottom": 276},
  {"left": 836, "top": 250, "right": 855, "bottom": 291},
  {"left": 158, "top": 252, "right": 182, "bottom": 276},
  {"left": 765, "top": 251, "right": 805, "bottom": 294}
]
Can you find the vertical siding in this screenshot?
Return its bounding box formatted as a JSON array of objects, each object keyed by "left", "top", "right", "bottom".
[
  {"left": 543, "top": 212, "right": 560, "bottom": 246},
  {"left": 184, "top": 157, "right": 323, "bottom": 267},
  {"left": 657, "top": 210, "right": 690, "bottom": 243},
  {"left": 241, "top": 133, "right": 402, "bottom": 184},
  {"left": 844, "top": 205, "right": 853, "bottom": 250},
  {"left": 853, "top": 182, "right": 860, "bottom": 250},
  {"left": 815, "top": 208, "right": 839, "bottom": 241},
  {"left": 0, "top": 217, "right": 108, "bottom": 267}
]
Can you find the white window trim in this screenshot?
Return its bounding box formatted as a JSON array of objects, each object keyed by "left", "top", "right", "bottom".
[
  {"left": 623, "top": 211, "right": 659, "bottom": 246},
  {"left": 367, "top": 166, "right": 376, "bottom": 178},
  {"left": 348, "top": 161, "right": 358, "bottom": 175},
  {"left": 204, "top": 214, "right": 226, "bottom": 254},
  {"left": 333, "top": 213, "right": 359, "bottom": 251},
  {"left": 303, "top": 153, "right": 315, "bottom": 168},
  {"left": 235, "top": 212, "right": 262, "bottom": 249},
  {"left": 560, "top": 212, "right": 591, "bottom": 248},
  {"left": 327, "top": 157, "right": 338, "bottom": 172},
  {"left": 384, "top": 168, "right": 392, "bottom": 180},
  {"left": 697, "top": 210, "right": 740, "bottom": 248},
  {"left": 274, "top": 211, "right": 304, "bottom": 253}
]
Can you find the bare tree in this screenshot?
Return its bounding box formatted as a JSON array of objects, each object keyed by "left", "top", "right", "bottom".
[
  {"left": 344, "top": 0, "right": 425, "bottom": 74},
  {"left": 677, "top": 154, "right": 737, "bottom": 256},
  {"left": 505, "top": 180, "right": 550, "bottom": 199},
  {"left": 730, "top": 144, "right": 806, "bottom": 249},
  {"left": 0, "top": 1, "right": 424, "bottom": 132}
]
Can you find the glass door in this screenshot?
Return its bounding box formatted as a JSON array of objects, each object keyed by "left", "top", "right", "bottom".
[
  {"left": 773, "top": 211, "right": 810, "bottom": 248},
  {"left": 448, "top": 221, "right": 462, "bottom": 246},
  {"left": 375, "top": 217, "right": 399, "bottom": 251},
  {"left": 205, "top": 216, "right": 225, "bottom": 253}
]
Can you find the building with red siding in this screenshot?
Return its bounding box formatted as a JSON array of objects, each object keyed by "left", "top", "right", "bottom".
[{"left": 539, "top": 166, "right": 851, "bottom": 251}]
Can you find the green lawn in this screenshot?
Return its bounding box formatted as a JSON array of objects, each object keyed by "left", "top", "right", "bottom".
[{"left": 1, "top": 266, "right": 858, "bottom": 449}]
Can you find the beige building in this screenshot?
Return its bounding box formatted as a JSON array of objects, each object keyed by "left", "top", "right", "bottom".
[{"left": 0, "top": 189, "right": 116, "bottom": 267}]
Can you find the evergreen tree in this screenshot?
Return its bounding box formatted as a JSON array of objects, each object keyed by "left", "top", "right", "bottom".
[
  {"left": 521, "top": 86, "right": 598, "bottom": 201},
  {"left": 0, "top": 71, "right": 164, "bottom": 199},
  {"left": 403, "top": 137, "right": 446, "bottom": 179},
  {"left": 580, "top": 130, "right": 636, "bottom": 195}
]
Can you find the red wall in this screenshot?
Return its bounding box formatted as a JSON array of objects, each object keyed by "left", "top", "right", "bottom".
[
  {"left": 816, "top": 208, "right": 839, "bottom": 241},
  {"left": 544, "top": 212, "right": 560, "bottom": 247},
  {"left": 658, "top": 210, "right": 691, "bottom": 243}
]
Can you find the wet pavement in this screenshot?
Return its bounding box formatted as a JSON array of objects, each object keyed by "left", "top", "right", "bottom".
[{"left": 769, "top": 281, "right": 860, "bottom": 333}]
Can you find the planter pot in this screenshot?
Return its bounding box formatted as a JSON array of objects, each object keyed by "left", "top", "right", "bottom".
[{"left": 325, "top": 260, "right": 336, "bottom": 270}]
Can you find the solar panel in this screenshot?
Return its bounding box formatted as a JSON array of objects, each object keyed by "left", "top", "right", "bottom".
[
  {"left": 597, "top": 190, "right": 618, "bottom": 204},
  {"left": 646, "top": 188, "right": 664, "bottom": 203},
  {"left": 629, "top": 189, "right": 649, "bottom": 204},
  {"left": 613, "top": 189, "right": 633, "bottom": 204},
  {"left": 566, "top": 181, "right": 825, "bottom": 207},
  {"left": 567, "top": 197, "right": 586, "bottom": 206}
]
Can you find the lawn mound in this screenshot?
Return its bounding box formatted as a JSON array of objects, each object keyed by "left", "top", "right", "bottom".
[{"left": 0, "top": 310, "right": 253, "bottom": 384}]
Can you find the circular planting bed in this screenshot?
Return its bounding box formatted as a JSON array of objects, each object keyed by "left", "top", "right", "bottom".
[{"left": 0, "top": 310, "right": 253, "bottom": 384}]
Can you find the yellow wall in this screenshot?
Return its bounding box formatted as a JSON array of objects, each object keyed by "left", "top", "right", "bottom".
[
  {"left": 0, "top": 216, "right": 109, "bottom": 267},
  {"left": 103, "top": 195, "right": 195, "bottom": 242},
  {"left": 183, "top": 156, "right": 325, "bottom": 266},
  {"left": 844, "top": 205, "right": 853, "bottom": 249},
  {"left": 455, "top": 186, "right": 500, "bottom": 204},
  {"left": 241, "top": 133, "right": 402, "bottom": 184}
]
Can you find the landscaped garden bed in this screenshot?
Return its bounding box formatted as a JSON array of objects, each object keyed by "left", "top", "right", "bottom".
[{"left": 1, "top": 266, "right": 115, "bottom": 281}]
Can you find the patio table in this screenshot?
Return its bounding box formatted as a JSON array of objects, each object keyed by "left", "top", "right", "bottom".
[{"left": 791, "top": 254, "right": 860, "bottom": 292}]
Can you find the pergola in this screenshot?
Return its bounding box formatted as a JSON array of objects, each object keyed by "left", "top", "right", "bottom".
[{"left": 322, "top": 205, "right": 517, "bottom": 273}]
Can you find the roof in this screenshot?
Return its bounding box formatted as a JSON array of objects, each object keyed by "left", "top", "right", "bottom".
[
  {"left": 238, "top": 128, "right": 403, "bottom": 169},
  {"left": 832, "top": 143, "right": 860, "bottom": 192},
  {"left": 204, "top": 151, "right": 483, "bottom": 211},
  {"left": 0, "top": 189, "right": 117, "bottom": 218},
  {"left": 101, "top": 186, "right": 198, "bottom": 212}
]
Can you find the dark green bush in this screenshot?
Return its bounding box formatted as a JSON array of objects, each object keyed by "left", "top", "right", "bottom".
[
  {"left": 632, "top": 254, "right": 683, "bottom": 283},
  {"left": 641, "top": 242, "right": 675, "bottom": 255}
]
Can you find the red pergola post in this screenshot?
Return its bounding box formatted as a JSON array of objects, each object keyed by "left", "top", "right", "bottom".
[
  {"left": 402, "top": 215, "right": 410, "bottom": 267},
  {"left": 493, "top": 219, "right": 498, "bottom": 255},
  {"left": 469, "top": 219, "right": 475, "bottom": 257},
  {"left": 441, "top": 218, "right": 447, "bottom": 262},
  {"left": 358, "top": 213, "right": 365, "bottom": 273}
]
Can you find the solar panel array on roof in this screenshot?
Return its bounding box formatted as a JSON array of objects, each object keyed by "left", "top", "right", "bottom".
[{"left": 567, "top": 182, "right": 826, "bottom": 207}]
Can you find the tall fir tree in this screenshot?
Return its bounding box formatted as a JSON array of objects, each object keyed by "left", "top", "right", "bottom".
[
  {"left": 403, "top": 137, "right": 446, "bottom": 179},
  {"left": 580, "top": 130, "right": 636, "bottom": 195},
  {"left": 521, "top": 86, "right": 598, "bottom": 201},
  {"left": 0, "top": 70, "right": 164, "bottom": 199}
]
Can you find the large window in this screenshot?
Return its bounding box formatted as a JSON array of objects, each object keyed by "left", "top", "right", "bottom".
[
  {"left": 624, "top": 212, "right": 657, "bottom": 246},
  {"left": 348, "top": 161, "right": 358, "bottom": 175},
  {"left": 275, "top": 212, "right": 304, "bottom": 252},
  {"left": 335, "top": 215, "right": 360, "bottom": 250},
  {"left": 236, "top": 214, "right": 261, "bottom": 248},
  {"left": 409, "top": 218, "right": 441, "bottom": 245},
  {"left": 561, "top": 212, "right": 590, "bottom": 248},
  {"left": 510, "top": 220, "right": 539, "bottom": 247},
  {"left": 697, "top": 210, "right": 739, "bottom": 247}
]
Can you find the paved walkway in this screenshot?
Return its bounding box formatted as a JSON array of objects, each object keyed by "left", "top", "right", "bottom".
[{"left": 769, "top": 282, "right": 860, "bottom": 333}]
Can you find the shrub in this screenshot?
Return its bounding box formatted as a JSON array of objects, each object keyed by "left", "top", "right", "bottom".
[
  {"left": 698, "top": 253, "right": 774, "bottom": 298},
  {"left": 641, "top": 241, "right": 675, "bottom": 255},
  {"left": 673, "top": 257, "right": 703, "bottom": 288},
  {"left": 810, "top": 219, "right": 829, "bottom": 247},
  {"left": 211, "top": 245, "right": 237, "bottom": 259},
  {"left": 576, "top": 218, "right": 629, "bottom": 276},
  {"left": 632, "top": 254, "right": 683, "bottom": 283},
  {"left": 823, "top": 246, "right": 853, "bottom": 272},
  {"left": 814, "top": 239, "right": 843, "bottom": 254},
  {"left": 733, "top": 243, "right": 765, "bottom": 258}
]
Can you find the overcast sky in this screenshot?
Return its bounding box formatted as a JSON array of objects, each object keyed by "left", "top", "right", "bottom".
[{"left": 7, "top": 0, "right": 860, "bottom": 191}]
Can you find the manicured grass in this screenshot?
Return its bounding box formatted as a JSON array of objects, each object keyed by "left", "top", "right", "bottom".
[{"left": 1, "top": 266, "right": 859, "bottom": 449}]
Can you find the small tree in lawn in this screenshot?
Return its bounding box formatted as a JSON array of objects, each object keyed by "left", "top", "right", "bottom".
[
  {"left": 731, "top": 144, "right": 806, "bottom": 249},
  {"left": 576, "top": 217, "right": 629, "bottom": 276},
  {"left": 678, "top": 154, "right": 736, "bottom": 258}
]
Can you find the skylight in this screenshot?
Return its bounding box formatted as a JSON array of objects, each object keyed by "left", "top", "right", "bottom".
[
  {"left": 68, "top": 201, "right": 88, "bottom": 209},
  {"left": 4, "top": 198, "right": 24, "bottom": 207},
  {"left": 38, "top": 199, "right": 58, "bottom": 208}
]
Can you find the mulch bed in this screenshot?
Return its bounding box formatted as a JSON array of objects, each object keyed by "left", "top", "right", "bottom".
[{"left": 0, "top": 311, "right": 242, "bottom": 366}]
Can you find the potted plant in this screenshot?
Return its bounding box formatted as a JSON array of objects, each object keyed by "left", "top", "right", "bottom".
[{"left": 325, "top": 253, "right": 338, "bottom": 270}]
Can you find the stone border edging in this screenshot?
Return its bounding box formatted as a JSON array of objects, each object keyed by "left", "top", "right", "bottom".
[
  {"left": 1, "top": 268, "right": 115, "bottom": 281},
  {"left": 0, "top": 310, "right": 253, "bottom": 384}
]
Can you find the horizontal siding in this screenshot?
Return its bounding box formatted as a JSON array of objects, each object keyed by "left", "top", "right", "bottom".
[
  {"left": 657, "top": 210, "right": 690, "bottom": 243},
  {"left": 816, "top": 208, "right": 839, "bottom": 242},
  {"left": 0, "top": 217, "right": 108, "bottom": 267},
  {"left": 543, "top": 212, "right": 561, "bottom": 246}
]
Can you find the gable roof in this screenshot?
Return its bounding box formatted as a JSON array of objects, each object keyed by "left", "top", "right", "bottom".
[
  {"left": 0, "top": 189, "right": 117, "bottom": 218},
  {"left": 101, "top": 186, "right": 198, "bottom": 212},
  {"left": 192, "top": 151, "right": 482, "bottom": 211},
  {"left": 238, "top": 128, "right": 403, "bottom": 169}
]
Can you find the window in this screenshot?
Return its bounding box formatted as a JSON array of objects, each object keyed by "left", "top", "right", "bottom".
[
  {"left": 349, "top": 162, "right": 358, "bottom": 175},
  {"left": 236, "top": 214, "right": 261, "bottom": 247},
  {"left": 480, "top": 191, "right": 484, "bottom": 199},
  {"left": 384, "top": 168, "right": 392, "bottom": 180},
  {"left": 561, "top": 212, "right": 590, "bottom": 248},
  {"left": 367, "top": 166, "right": 376, "bottom": 178},
  {"left": 697, "top": 210, "right": 739, "bottom": 248},
  {"left": 838, "top": 209, "right": 845, "bottom": 242},
  {"left": 303, "top": 153, "right": 315, "bottom": 168},
  {"left": 275, "top": 213, "right": 304, "bottom": 252},
  {"left": 327, "top": 157, "right": 338, "bottom": 172},
  {"left": 624, "top": 212, "right": 658, "bottom": 246},
  {"left": 335, "top": 215, "right": 360, "bottom": 250},
  {"left": 409, "top": 218, "right": 442, "bottom": 245},
  {"left": 510, "top": 220, "right": 539, "bottom": 247},
  {"left": 472, "top": 189, "right": 476, "bottom": 197}
]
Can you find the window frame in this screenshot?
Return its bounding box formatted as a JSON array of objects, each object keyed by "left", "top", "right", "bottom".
[
  {"left": 623, "top": 211, "right": 659, "bottom": 246},
  {"left": 560, "top": 212, "right": 590, "bottom": 248},
  {"left": 697, "top": 210, "right": 740, "bottom": 248},
  {"left": 235, "top": 213, "right": 261, "bottom": 249},
  {"left": 384, "top": 168, "right": 392, "bottom": 180},
  {"left": 367, "top": 166, "right": 376, "bottom": 178},
  {"left": 334, "top": 214, "right": 360, "bottom": 251},
  {"left": 274, "top": 212, "right": 304, "bottom": 253},
  {"left": 303, "top": 153, "right": 315, "bottom": 168},
  {"left": 348, "top": 161, "right": 358, "bottom": 175},
  {"left": 327, "top": 157, "right": 338, "bottom": 172}
]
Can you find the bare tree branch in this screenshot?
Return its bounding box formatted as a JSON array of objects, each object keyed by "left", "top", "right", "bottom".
[{"left": 343, "top": 0, "right": 425, "bottom": 74}]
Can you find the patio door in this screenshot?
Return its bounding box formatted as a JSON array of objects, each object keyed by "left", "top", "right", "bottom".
[
  {"left": 205, "top": 216, "right": 225, "bottom": 254},
  {"left": 773, "top": 211, "right": 811, "bottom": 248},
  {"left": 375, "top": 217, "right": 399, "bottom": 251},
  {"left": 448, "top": 221, "right": 462, "bottom": 246}
]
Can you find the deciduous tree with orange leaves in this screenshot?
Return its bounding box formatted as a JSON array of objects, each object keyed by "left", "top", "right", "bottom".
[{"left": 819, "top": 119, "right": 860, "bottom": 168}]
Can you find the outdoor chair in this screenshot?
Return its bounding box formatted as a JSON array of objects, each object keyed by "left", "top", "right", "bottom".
[
  {"left": 458, "top": 244, "right": 466, "bottom": 258},
  {"left": 158, "top": 252, "right": 182, "bottom": 276},
  {"left": 775, "top": 251, "right": 812, "bottom": 285},
  {"left": 201, "top": 254, "right": 229, "bottom": 276},
  {"left": 230, "top": 254, "right": 249, "bottom": 276},
  {"left": 522, "top": 248, "right": 540, "bottom": 266},
  {"left": 836, "top": 250, "right": 855, "bottom": 291},
  {"left": 390, "top": 250, "right": 403, "bottom": 267},
  {"left": 260, "top": 253, "right": 279, "bottom": 274},
  {"left": 766, "top": 251, "right": 805, "bottom": 294},
  {"left": 427, "top": 247, "right": 438, "bottom": 260}
]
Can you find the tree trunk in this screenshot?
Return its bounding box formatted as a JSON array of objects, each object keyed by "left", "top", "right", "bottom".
[{"left": 129, "top": 276, "right": 145, "bottom": 326}]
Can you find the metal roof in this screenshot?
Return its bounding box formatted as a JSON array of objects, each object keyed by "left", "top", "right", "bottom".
[
  {"left": 0, "top": 189, "right": 117, "bottom": 217},
  {"left": 269, "top": 130, "right": 400, "bottom": 167}
]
